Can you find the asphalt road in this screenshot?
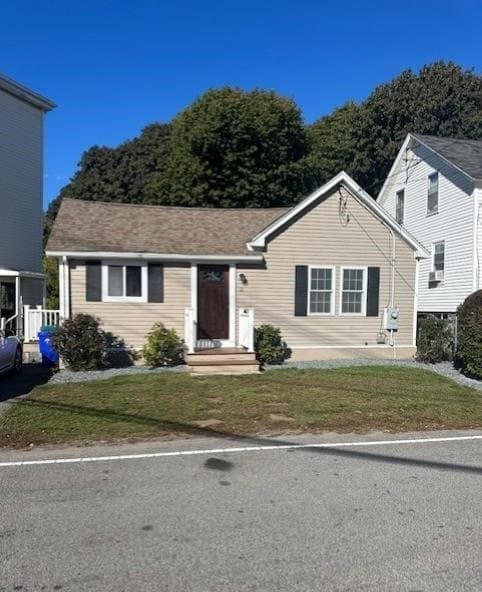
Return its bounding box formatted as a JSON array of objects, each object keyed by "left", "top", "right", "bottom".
[{"left": 1, "top": 431, "right": 481, "bottom": 592}]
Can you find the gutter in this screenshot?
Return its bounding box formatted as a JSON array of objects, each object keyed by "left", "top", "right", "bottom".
[{"left": 45, "top": 251, "right": 264, "bottom": 263}]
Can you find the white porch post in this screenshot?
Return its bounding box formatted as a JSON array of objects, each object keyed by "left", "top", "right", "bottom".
[
  {"left": 229, "top": 263, "right": 236, "bottom": 346},
  {"left": 58, "top": 256, "right": 70, "bottom": 321}
]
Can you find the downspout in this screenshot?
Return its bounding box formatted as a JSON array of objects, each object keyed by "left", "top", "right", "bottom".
[
  {"left": 387, "top": 226, "right": 397, "bottom": 353},
  {"left": 473, "top": 188, "right": 480, "bottom": 292}
]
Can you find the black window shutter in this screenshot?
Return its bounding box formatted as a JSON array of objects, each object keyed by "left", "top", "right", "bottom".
[
  {"left": 86, "top": 260, "right": 102, "bottom": 302},
  {"left": 366, "top": 267, "right": 380, "bottom": 316},
  {"left": 148, "top": 263, "right": 164, "bottom": 303},
  {"left": 294, "top": 266, "right": 308, "bottom": 316}
]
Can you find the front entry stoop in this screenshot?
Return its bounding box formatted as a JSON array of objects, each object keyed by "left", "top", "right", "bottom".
[{"left": 186, "top": 347, "right": 260, "bottom": 375}]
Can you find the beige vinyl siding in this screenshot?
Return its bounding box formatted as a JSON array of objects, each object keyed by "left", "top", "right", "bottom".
[
  {"left": 69, "top": 260, "right": 190, "bottom": 349},
  {"left": 238, "top": 187, "right": 417, "bottom": 350}
]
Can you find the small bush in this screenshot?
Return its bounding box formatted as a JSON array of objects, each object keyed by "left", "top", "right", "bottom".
[
  {"left": 53, "top": 314, "right": 105, "bottom": 371},
  {"left": 254, "top": 324, "right": 286, "bottom": 366},
  {"left": 456, "top": 290, "right": 482, "bottom": 379},
  {"left": 416, "top": 315, "right": 453, "bottom": 363},
  {"left": 142, "top": 322, "right": 184, "bottom": 367}
]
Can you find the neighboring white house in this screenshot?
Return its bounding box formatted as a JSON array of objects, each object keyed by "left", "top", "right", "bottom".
[
  {"left": 0, "top": 74, "right": 56, "bottom": 338},
  {"left": 378, "top": 133, "right": 482, "bottom": 317}
]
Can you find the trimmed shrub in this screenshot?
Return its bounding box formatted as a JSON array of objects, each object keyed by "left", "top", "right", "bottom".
[
  {"left": 142, "top": 322, "right": 184, "bottom": 367},
  {"left": 254, "top": 324, "right": 286, "bottom": 366},
  {"left": 456, "top": 290, "right": 482, "bottom": 379},
  {"left": 53, "top": 314, "right": 105, "bottom": 371},
  {"left": 416, "top": 315, "right": 453, "bottom": 364}
]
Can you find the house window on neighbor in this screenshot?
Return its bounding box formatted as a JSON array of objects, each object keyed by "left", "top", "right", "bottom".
[
  {"left": 309, "top": 267, "right": 334, "bottom": 314},
  {"left": 433, "top": 241, "right": 445, "bottom": 272},
  {"left": 341, "top": 268, "right": 366, "bottom": 315},
  {"left": 427, "top": 172, "right": 439, "bottom": 216},
  {"left": 104, "top": 263, "right": 146, "bottom": 301},
  {"left": 395, "top": 189, "right": 405, "bottom": 225}
]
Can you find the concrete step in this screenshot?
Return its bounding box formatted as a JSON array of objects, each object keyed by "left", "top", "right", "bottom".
[
  {"left": 190, "top": 363, "right": 260, "bottom": 375},
  {"left": 186, "top": 352, "right": 256, "bottom": 363},
  {"left": 188, "top": 358, "right": 258, "bottom": 367}
]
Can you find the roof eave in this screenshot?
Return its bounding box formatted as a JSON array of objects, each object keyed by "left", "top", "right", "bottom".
[
  {"left": 45, "top": 250, "right": 264, "bottom": 263},
  {"left": 409, "top": 134, "right": 476, "bottom": 186},
  {"left": 0, "top": 74, "right": 56, "bottom": 112}
]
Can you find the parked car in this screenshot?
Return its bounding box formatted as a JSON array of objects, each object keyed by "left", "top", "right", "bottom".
[{"left": 0, "top": 329, "right": 22, "bottom": 376}]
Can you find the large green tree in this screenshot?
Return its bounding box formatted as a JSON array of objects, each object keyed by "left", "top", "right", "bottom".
[
  {"left": 307, "top": 101, "right": 360, "bottom": 184},
  {"left": 44, "top": 122, "right": 171, "bottom": 243},
  {"left": 157, "top": 87, "right": 314, "bottom": 208},
  {"left": 309, "top": 61, "right": 482, "bottom": 194}
]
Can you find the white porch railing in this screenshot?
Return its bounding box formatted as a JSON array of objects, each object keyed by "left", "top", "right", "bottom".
[
  {"left": 184, "top": 307, "right": 196, "bottom": 353},
  {"left": 23, "top": 305, "right": 61, "bottom": 343},
  {"left": 238, "top": 308, "right": 254, "bottom": 352}
]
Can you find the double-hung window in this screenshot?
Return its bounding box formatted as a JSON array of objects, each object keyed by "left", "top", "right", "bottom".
[
  {"left": 432, "top": 241, "right": 445, "bottom": 273},
  {"left": 427, "top": 172, "right": 439, "bottom": 216},
  {"left": 395, "top": 189, "right": 405, "bottom": 225},
  {"left": 308, "top": 267, "right": 334, "bottom": 314},
  {"left": 341, "top": 267, "right": 367, "bottom": 315},
  {"left": 102, "top": 262, "right": 147, "bottom": 302}
]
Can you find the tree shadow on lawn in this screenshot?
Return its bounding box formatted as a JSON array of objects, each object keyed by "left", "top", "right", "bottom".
[{"left": 19, "top": 397, "right": 482, "bottom": 477}]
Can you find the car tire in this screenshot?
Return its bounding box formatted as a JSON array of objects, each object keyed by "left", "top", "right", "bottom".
[{"left": 13, "top": 347, "right": 23, "bottom": 373}]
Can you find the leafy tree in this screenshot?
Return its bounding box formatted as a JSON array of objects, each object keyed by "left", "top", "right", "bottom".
[
  {"left": 307, "top": 101, "right": 360, "bottom": 185},
  {"left": 456, "top": 290, "right": 482, "bottom": 379},
  {"left": 309, "top": 61, "right": 482, "bottom": 194},
  {"left": 43, "top": 257, "right": 59, "bottom": 310},
  {"left": 44, "top": 123, "right": 171, "bottom": 243},
  {"left": 158, "top": 87, "right": 314, "bottom": 207}
]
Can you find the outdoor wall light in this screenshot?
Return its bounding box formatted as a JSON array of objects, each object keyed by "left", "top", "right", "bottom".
[{"left": 239, "top": 273, "right": 248, "bottom": 285}]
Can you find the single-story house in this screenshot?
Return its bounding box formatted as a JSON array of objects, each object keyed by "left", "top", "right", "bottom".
[{"left": 46, "top": 172, "right": 428, "bottom": 366}]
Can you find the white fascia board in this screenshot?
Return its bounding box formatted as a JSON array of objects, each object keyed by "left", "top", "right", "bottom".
[
  {"left": 377, "top": 133, "right": 412, "bottom": 205},
  {"left": 378, "top": 133, "right": 476, "bottom": 205},
  {"left": 0, "top": 269, "right": 45, "bottom": 279},
  {"left": 45, "top": 250, "right": 264, "bottom": 263},
  {"left": 0, "top": 73, "right": 56, "bottom": 111},
  {"left": 247, "top": 170, "right": 429, "bottom": 258}
]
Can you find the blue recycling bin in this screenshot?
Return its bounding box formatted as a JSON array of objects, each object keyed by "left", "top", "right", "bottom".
[{"left": 38, "top": 328, "right": 59, "bottom": 367}]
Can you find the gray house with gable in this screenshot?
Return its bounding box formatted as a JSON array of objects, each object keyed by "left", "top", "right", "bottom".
[{"left": 0, "top": 73, "right": 55, "bottom": 337}]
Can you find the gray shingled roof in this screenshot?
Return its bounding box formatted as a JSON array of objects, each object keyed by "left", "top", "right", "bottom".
[
  {"left": 413, "top": 134, "right": 482, "bottom": 182},
  {"left": 46, "top": 198, "right": 288, "bottom": 257}
]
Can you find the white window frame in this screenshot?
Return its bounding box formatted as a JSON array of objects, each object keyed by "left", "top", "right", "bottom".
[
  {"left": 339, "top": 266, "right": 367, "bottom": 316},
  {"left": 395, "top": 189, "right": 405, "bottom": 225},
  {"left": 432, "top": 241, "right": 445, "bottom": 272},
  {"left": 307, "top": 266, "right": 335, "bottom": 316},
  {"left": 101, "top": 260, "right": 148, "bottom": 303},
  {"left": 427, "top": 172, "right": 439, "bottom": 216}
]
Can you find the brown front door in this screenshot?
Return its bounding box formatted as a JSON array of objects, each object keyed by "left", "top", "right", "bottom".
[{"left": 197, "top": 265, "right": 229, "bottom": 341}]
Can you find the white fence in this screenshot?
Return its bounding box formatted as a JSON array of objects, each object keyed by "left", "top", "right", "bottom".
[{"left": 23, "top": 305, "right": 61, "bottom": 343}]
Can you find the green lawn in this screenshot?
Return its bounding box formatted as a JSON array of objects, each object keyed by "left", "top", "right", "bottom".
[{"left": 0, "top": 366, "right": 481, "bottom": 447}]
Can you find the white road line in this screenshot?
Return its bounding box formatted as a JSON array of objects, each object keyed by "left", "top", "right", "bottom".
[{"left": 0, "top": 435, "right": 481, "bottom": 468}]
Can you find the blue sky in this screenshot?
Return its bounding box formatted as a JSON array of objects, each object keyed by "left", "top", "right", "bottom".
[{"left": 1, "top": 0, "right": 480, "bottom": 207}]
